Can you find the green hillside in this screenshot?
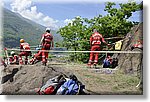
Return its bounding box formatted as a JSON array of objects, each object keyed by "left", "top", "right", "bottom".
[{"left": 3, "top": 8, "right": 62, "bottom": 48}]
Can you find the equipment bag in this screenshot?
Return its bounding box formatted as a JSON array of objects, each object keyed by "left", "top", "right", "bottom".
[
  {"left": 56, "top": 74, "right": 85, "bottom": 95},
  {"left": 103, "top": 59, "right": 110, "bottom": 68},
  {"left": 37, "top": 74, "right": 66, "bottom": 95}
]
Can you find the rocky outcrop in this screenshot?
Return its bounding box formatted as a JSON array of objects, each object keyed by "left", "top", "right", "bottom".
[
  {"left": 115, "top": 23, "right": 143, "bottom": 75},
  {"left": 1, "top": 65, "right": 71, "bottom": 95}
]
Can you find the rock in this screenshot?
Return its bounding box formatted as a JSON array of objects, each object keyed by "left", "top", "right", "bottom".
[
  {"left": 115, "top": 23, "right": 143, "bottom": 75},
  {"left": 1, "top": 65, "right": 71, "bottom": 95}
]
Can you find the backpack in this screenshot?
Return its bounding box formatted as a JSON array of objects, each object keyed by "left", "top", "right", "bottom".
[
  {"left": 103, "top": 59, "right": 110, "bottom": 68},
  {"left": 56, "top": 74, "right": 85, "bottom": 95},
  {"left": 37, "top": 74, "right": 66, "bottom": 95},
  {"left": 110, "top": 58, "right": 118, "bottom": 68}
]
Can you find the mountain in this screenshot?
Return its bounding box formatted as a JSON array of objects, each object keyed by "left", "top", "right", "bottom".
[{"left": 3, "top": 8, "right": 63, "bottom": 48}]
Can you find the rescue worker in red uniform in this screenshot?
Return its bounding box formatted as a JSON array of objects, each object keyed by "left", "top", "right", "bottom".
[
  {"left": 31, "top": 28, "right": 54, "bottom": 65},
  {"left": 19, "top": 39, "right": 31, "bottom": 65},
  {"left": 88, "top": 29, "right": 110, "bottom": 67},
  {"left": 131, "top": 39, "right": 143, "bottom": 50},
  {"left": 9, "top": 51, "right": 19, "bottom": 65}
]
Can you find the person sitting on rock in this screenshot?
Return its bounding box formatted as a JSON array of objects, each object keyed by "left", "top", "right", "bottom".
[
  {"left": 103, "top": 56, "right": 112, "bottom": 68},
  {"left": 131, "top": 39, "right": 143, "bottom": 50},
  {"left": 9, "top": 51, "right": 19, "bottom": 65},
  {"left": 19, "top": 39, "right": 32, "bottom": 65}
]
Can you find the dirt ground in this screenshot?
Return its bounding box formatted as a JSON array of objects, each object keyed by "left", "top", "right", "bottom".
[
  {"left": 49, "top": 61, "right": 142, "bottom": 95},
  {"left": 1, "top": 59, "right": 142, "bottom": 95}
]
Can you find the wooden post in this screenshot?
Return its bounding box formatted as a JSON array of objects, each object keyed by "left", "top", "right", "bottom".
[{"left": 4, "top": 48, "right": 10, "bottom": 65}]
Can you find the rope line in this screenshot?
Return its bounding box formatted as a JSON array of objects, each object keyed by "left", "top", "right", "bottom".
[{"left": 5, "top": 48, "right": 142, "bottom": 53}]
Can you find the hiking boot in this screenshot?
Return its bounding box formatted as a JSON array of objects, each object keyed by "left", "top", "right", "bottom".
[
  {"left": 42, "top": 62, "right": 46, "bottom": 66},
  {"left": 30, "top": 59, "right": 35, "bottom": 65},
  {"left": 25, "top": 61, "right": 28, "bottom": 65},
  {"left": 93, "top": 63, "right": 97, "bottom": 69},
  {"left": 87, "top": 63, "right": 92, "bottom": 68},
  {"left": 19, "top": 61, "right": 23, "bottom": 65}
]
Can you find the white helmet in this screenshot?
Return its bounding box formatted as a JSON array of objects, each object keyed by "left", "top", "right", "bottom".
[
  {"left": 46, "top": 27, "right": 51, "bottom": 31},
  {"left": 93, "top": 29, "right": 97, "bottom": 32},
  {"left": 10, "top": 51, "right": 15, "bottom": 55}
]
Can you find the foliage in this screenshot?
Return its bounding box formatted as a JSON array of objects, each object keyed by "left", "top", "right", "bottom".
[{"left": 58, "top": 1, "right": 142, "bottom": 62}]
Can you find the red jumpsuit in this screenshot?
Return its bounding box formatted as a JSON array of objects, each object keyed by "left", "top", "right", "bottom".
[
  {"left": 33, "top": 33, "right": 53, "bottom": 64},
  {"left": 88, "top": 32, "right": 107, "bottom": 66},
  {"left": 19, "top": 42, "right": 31, "bottom": 64},
  {"left": 10, "top": 55, "right": 19, "bottom": 65}
]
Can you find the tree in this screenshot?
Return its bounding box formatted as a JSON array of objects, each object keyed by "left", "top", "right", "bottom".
[
  {"left": 58, "top": 1, "right": 142, "bottom": 63},
  {"left": 85, "top": 2, "right": 142, "bottom": 37}
]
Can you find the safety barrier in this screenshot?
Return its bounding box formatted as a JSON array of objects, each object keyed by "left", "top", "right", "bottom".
[{"left": 5, "top": 48, "right": 142, "bottom": 54}]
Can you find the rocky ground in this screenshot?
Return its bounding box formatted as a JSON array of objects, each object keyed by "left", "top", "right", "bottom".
[{"left": 0, "top": 60, "right": 142, "bottom": 95}]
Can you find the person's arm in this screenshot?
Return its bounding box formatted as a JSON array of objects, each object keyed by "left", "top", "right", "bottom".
[
  {"left": 90, "top": 36, "right": 93, "bottom": 46},
  {"left": 101, "top": 35, "right": 110, "bottom": 46},
  {"left": 51, "top": 40, "right": 54, "bottom": 48},
  {"left": 51, "top": 36, "right": 54, "bottom": 49},
  {"left": 20, "top": 44, "right": 23, "bottom": 52},
  {"left": 12, "top": 56, "right": 17, "bottom": 63},
  {"left": 40, "top": 36, "right": 44, "bottom": 45}
]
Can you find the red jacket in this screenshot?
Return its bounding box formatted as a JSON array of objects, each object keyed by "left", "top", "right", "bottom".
[
  {"left": 20, "top": 42, "right": 30, "bottom": 50},
  {"left": 90, "top": 32, "right": 106, "bottom": 46},
  {"left": 42, "top": 33, "right": 53, "bottom": 44}
]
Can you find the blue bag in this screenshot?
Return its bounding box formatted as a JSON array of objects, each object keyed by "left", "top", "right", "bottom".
[
  {"left": 57, "top": 79, "right": 79, "bottom": 95},
  {"left": 56, "top": 74, "right": 85, "bottom": 95},
  {"left": 103, "top": 59, "right": 110, "bottom": 68}
]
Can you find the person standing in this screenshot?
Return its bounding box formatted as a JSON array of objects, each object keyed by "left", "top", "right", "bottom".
[
  {"left": 31, "top": 28, "right": 54, "bottom": 66},
  {"left": 88, "top": 29, "right": 110, "bottom": 67}
]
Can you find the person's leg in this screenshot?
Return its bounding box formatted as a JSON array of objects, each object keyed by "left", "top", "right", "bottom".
[
  {"left": 93, "top": 46, "right": 100, "bottom": 65},
  {"left": 88, "top": 46, "right": 95, "bottom": 66},
  {"left": 43, "top": 44, "right": 50, "bottom": 65},
  {"left": 42, "top": 50, "right": 46, "bottom": 65},
  {"left": 19, "top": 52, "right": 25, "bottom": 64},
  {"left": 46, "top": 44, "right": 50, "bottom": 63},
  {"left": 30, "top": 51, "right": 42, "bottom": 64},
  {"left": 45, "top": 52, "right": 49, "bottom": 63},
  {"left": 25, "top": 55, "right": 28, "bottom": 65}
]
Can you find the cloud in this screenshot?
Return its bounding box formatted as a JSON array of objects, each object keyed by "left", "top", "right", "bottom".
[
  {"left": 1, "top": 0, "right": 5, "bottom": 7},
  {"left": 3, "top": 0, "right": 143, "bottom": 3},
  {"left": 64, "top": 19, "right": 73, "bottom": 24},
  {"left": 31, "top": 0, "right": 142, "bottom": 4},
  {"left": 10, "top": 0, "right": 59, "bottom": 30},
  {"left": 64, "top": 18, "right": 76, "bottom": 26}
]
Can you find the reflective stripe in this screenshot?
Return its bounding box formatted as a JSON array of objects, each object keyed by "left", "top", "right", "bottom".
[
  {"left": 89, "top": 60, "right": 92, "bottom": 62},
  {"left": 92, "top": 33, "right": 102, "bottom": 38},
  {"left": 94, "top": 60, "right": 98, "bottom": 62},
  {"left": 92, "top": 41, "right": 101, "bottom": 45},
  {"left": 92, "top": 41, "right": 96, "bottom": 44}
]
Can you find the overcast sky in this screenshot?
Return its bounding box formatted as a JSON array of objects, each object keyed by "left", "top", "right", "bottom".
[{"left": 2, "top": 0, "right": 143, "bottom": 30}]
